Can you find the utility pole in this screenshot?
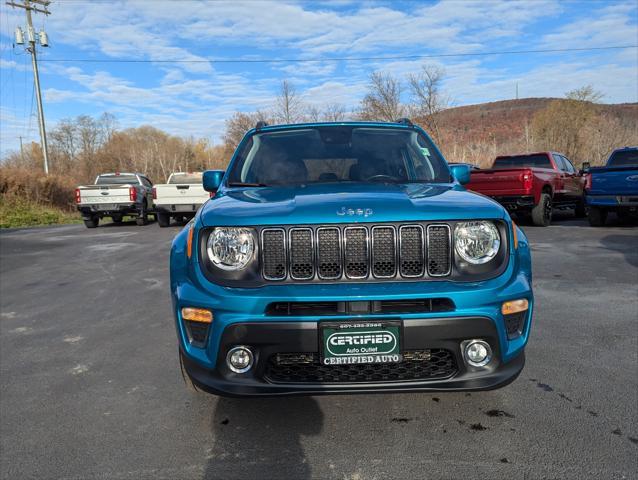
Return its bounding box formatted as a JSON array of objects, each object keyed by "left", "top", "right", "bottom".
[
  {"left": 516, "top": 82, "right": 519, "bottom": 100},
  {"left": 7, "top": 0, "right": 51, "bottom": 174}
]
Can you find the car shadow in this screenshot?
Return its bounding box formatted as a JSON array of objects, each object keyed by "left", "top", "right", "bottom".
[
  {"left": 600, "top": 234, "right": 638, "bottom": 267},
  {"left": 203, "top": 397, "right": 323, "bottom": 480}
]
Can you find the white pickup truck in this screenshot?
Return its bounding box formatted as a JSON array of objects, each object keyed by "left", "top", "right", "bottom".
[
  {"left": 152, "top": 172, "right": 210, "bottom": 227},
  {"left": 75, "top": 172, "right": 154, "bottom": 228}
]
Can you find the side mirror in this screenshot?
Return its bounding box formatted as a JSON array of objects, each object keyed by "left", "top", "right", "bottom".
[
  {"left": 450, "top": 164, "right": 471, "bottom": 185},
  {"left": 581, "top": 162, "right": 590, "bottom": 172},
  {"left": 203, "top": 170, "right": 225, "bottom": 192}
]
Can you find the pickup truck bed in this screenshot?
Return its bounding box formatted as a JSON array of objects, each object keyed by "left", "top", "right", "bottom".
[
  {"left": 152, "top": 172, "right": 209, "bottom": 227},
  {"left": 76, "top": 173, "right": 154, "bottom": 228},
  {"left": 466, "top": 152, "right": 585, "bottom": 226}
]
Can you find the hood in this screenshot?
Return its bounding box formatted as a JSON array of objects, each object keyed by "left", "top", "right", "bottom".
[{"left": 199, "top": 183, "right": 506, "bottom": 227}]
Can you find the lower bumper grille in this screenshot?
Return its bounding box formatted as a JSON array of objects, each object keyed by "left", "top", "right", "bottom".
[{"left": 264, "top": 349, "right": 457, "bottom": 384}]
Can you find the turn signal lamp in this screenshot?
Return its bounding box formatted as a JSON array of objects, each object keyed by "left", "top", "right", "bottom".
[
  {"left": 501, "top": 299, "right": 529, "bottom": 315},
  {"left": 181, "top": 307, "right": 213, "bottom": 324},
  {"left": 512, "top": 221, "right": 518, "bottom": 249},
  {"left": 186, "top": 225, "right": 194, "bottom": 258}
]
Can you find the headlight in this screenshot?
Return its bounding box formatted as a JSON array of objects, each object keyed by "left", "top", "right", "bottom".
[
  {"left": 207, "top": 227, "right": 255, "bottom": 271},
  {"left": 454, "top": 221, "right": 500, "bottom": 265}
]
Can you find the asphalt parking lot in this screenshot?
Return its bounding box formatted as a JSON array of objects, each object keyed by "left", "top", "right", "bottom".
[{"left": 1, "top": 214, "right": 637, "bottom": 480}]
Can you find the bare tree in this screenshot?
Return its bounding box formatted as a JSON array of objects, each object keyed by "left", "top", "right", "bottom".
[
  {"left": 323, "top": 103, "right": 347, "bottom": 122},
  {"left": 275, "top": 80, "right": 304, "bottom": 124},
  {"left": 408, "top": 64, "right": 450, "bottom": 142},
  {"left": 566, "top": 85, "right": 604, "bottom": 103},
  {"left": 358, "top": 71, "right": 405, "bottom": 121}
]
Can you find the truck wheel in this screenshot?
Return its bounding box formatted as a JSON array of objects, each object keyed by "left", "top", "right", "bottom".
[
  {"left": 531, "top": 193, "right": 552, "bottom": 227},
  {"left": 83, "top": 216, "right": 99, "bottom": 228},
  {"left": 574, "top": 197, "right": 587, "bottom": 218},
  {"left": 179, "top": 351, "right": 203, "bottom": 394},
  {"left": 588, "top": 207, "right": 607, "bottom": 226},
  {"left": 136, "top": 202, "right": 149, "bottom": 226},
  {"left": 112, "top": 214, "right": 123, "bottom": 224},
  {"left": 157, "top": 212, "right": 171, "bottom": 227}
]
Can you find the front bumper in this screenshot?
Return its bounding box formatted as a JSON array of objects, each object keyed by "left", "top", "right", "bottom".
[{"left": 180, "top": 317, "right": 527, "bottom": 396}]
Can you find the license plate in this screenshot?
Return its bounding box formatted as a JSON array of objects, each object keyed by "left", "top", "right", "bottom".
[
  {"left": 97, "top": 204, "right": 115, "bottom": 211},
  {"left": 173, "top": 204, "right": 196, "bottom": 212},
  {"left": 320, "top": 320, "right": 402, "bottom": 365}
]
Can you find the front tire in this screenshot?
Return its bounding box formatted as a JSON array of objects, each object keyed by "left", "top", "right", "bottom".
[
  {"left": 157, "top": 212, "right": 171, "bottom": 227},
  {"left": 532, "top": 193, "right": 552, "bottom": 227},
  {"left": 111, "top": 214, "right": 123, "bottom": 224},
  {"left": 83, "top": 216, "right": 99, "bottom": 228},
  {"left": 588, "top": 206, "right": 607, "bottom": 226}
]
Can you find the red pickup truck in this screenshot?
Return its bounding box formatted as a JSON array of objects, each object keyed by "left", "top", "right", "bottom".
[{"left": 465, "top": 152, "right": 586, "bottom": 226}]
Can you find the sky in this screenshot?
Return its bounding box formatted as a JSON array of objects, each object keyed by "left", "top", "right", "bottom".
[{"left": 0, "top": 0, "right": 637, "bottom": 156}]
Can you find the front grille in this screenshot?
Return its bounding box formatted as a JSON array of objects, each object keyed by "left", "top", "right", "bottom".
[
  {"left": 260, "top": 223, "right": 452, "bottom": 282},
  {"left": 265, "top": 349, "right": 457, "bottom": 384},
  {"left": 262, "top": 229, "right": 286, "bottom": 280},
  {"left": 344, "top": 227, "right": 368, "bottom": 278},
  {"left": 265, "top": 298, "right": 455, "bottom": 316},
  {"left": 427, "top": 225, "right": 451, "bottom": 276}
]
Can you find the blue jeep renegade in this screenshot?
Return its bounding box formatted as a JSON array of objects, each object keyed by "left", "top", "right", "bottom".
[{"left": 170, "top": 121, "right": 533, "bottom": 396}]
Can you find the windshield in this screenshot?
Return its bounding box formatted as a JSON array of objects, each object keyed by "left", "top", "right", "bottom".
[
  {"left": 227, "top": 126, "right": 450, "bottom": 186},
  {"left": 493, "top": 154, "right": 552, "bottom": 169},
  {"left": 95, "top": 175, "right": 139, "bottom": 185},
  {"left": 169, "top": 173, "right": 203, "bottom": 184},
  {"left": 608, "top": 149, "right": 638, "bottom": 167}
]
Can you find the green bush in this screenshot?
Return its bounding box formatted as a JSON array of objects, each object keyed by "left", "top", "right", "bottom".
[{"left": 0, "top": 199, "right": 80, "bottom": 228}]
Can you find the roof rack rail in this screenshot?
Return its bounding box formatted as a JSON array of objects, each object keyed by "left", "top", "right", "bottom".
[
  {"left": 395, "top": 118, "right": 413, "bottom": 126},
  {"left": 255, "top": 121, "right": 269, "bottom": 130}
]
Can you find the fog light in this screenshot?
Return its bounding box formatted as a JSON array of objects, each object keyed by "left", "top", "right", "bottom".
[
  {"left": 464, "top": 340, "right": 492, "bottom": 367},
  {"left": 227, "top": 346, "right": 253, "bottom": 373}
]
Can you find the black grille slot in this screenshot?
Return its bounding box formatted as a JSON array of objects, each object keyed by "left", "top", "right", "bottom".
[
  {"left": 289, "top": 228, "right": 314, "bottom": 280},
  {"left": 344, "top": 227, "right": 368, "bottom": 278},
  {"left": 399, "top": 226, "right": 424, "bottom": 277},
  {"left": 184, "top": 321, "right": 209, "bottom": 347},
  {"left": 504, "top": 311, "right": 526, "bottom": 339},
  {"left": 372, "top": 226, "right": 396, "bottom": 277},
  {"left": 317, "top": 228, "right": 342, "bottom": 279},
  {"left": 262, "top": 229, "right": 286, "bottom": 280},
  {"left": 377, "top": 298, "right": 455, "bottom": 313},
  {"left": 427, "top": 225, "right": 451, "bottom": 276},
  {"left": 266, "top": 298, "right": 455, "bottom": 316},
  {"left": 265, "top": 349, "right": 457, "bottom": 383}
]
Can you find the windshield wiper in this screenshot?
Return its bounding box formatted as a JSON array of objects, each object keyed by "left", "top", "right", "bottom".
[{"left": 227, "top": 182, "right": 269, "bottom": 187}]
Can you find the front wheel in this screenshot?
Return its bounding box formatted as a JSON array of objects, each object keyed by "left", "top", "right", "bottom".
[
  {"left": 531, "top": 193, "right": 552, "bottom": 227},
  {"left": 157, "top": 212, "right": 171, "bottom": 227},
  {"left": 588, "top": 206, "right": 607, "bottom": 226},
  {"left": 111, "top": 214, "right": 123, "bottom": 224},
  {"left": 83, "top": 216, "right": 99, "bottom": 228}
]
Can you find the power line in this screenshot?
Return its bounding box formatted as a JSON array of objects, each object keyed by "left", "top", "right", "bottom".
[{"left": 36, "top": 45, "right": 638, "bottom": 64}]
